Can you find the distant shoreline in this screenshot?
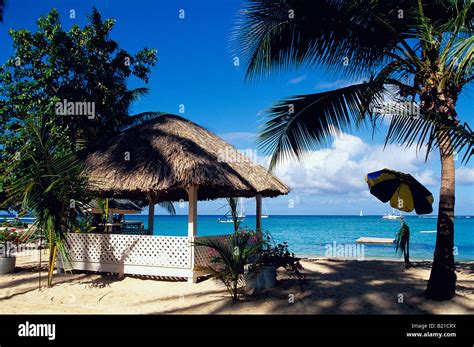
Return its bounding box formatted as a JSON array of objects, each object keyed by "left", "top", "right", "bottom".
[
  {"left": 1, "top": 213, "right": 473, "bottom": 217},
  {"left": 300, "top": 255, "right": 474, "bottom": 263}
]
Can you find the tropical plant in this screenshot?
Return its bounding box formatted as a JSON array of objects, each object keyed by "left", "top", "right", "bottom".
[
  {"left": 2, "top": 117, "right": 96, "bottom": 286},
  {"left": 0, "top": 229, "right": 17, "bottom": 258},
  {"left": 223, "top": 197, "right": 242, "bottom": 233},
  {"left": 0, "top": 220, "right": 27, "bottom": 228},
  {"left": 395, "top": 220, "right": 411, "bottom": 268},
  {"left": 194, "top": 229, "right": 262, "bottom": 300},
  {"left": 0, "top": 8, "right": 161, "bottom": 210},
  {"left": 0, "top": 228, "right": 34, "bottom": 258},
  {"left": 234, "top": 0, "right": 473, "bottom": 300},
  {"left": 258, "top": 231, "right": 304, "bottom": 278}
]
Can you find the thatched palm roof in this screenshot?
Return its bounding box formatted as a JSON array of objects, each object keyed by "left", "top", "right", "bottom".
[
  {"left": 84, "top": 114, "right": 289, "bottom": 202},
  {"left": 85, "top": 199, "right": 142, "bottom": 214}
]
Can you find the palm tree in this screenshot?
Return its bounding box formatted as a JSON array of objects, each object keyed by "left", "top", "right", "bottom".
[
  {"left": 194, "top": 231, "right": 262, "bottom": 300},
  {"left": 3, "top": 117, "right": 96, "bottom": 286},
  {"left": 227, "top": 197, "right": 242, "bottom": 233},
  {"left": 234, "top": 0, "right": 473, "bottom": 300}
]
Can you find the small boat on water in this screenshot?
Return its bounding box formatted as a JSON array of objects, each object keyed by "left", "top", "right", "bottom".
[
  {"left": 218, "top": 198, "right": 246, "bottom": 223},
  {"left": 382, "top": 208, "right": 403, "bottom": 220},
  {"left": 261, "top": 201, "right": 269, "bottom": 219},
  {"left": 359, "top": 210, "right": 363, "bottom": 217}
]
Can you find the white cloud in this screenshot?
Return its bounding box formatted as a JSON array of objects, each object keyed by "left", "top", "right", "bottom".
[
  {"left": 288, "top": 75, "right": 307, "bottom": 84},
  {"left": 269, "top": 132, "right": 438, "bottom": 196},
  {"left": 457, "top": 167, "right": 474, "bottom": 185}
]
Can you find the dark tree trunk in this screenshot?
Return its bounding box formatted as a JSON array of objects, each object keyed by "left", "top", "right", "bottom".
[
  {"left": 404, "top": 238, "right": 410, "bottom": 269},
  {"left": 425, "top": 136, "right": 456, "bottom": 300}
]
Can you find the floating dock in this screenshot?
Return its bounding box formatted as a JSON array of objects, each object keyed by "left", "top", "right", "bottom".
[{"left": 356, "top": 237, "right": 395, "bottom": 245}]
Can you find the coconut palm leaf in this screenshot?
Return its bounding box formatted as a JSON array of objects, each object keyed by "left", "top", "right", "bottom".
[
  {"left": 385, "top": 110, "right": 474, "bottom": 163},
  {"left": 447, "top": 122, "right": 474, "bottom": 162},
  {"left": 258, "top": 80, "right": 386, "bottom": 169},
  {"left": 3, "top": 117, "right": 96, "bottom": 286},
  {"left": 446, "top": 35, "right": 474, "bottom": 83},
  {"left": 157, "top": 201, "right": 176, "bottom": 215},
  {"left": 194, "top": 234, "right": 262, "bottom": 300},
  {"left": 223, "top": 197, "right": 241, "bottom": 232},
  {"left": 233, "top": 0, "right": 431, "bottom": 80},
  {"left": 122, "top": 111, "right": 166, "bottom": 130}
]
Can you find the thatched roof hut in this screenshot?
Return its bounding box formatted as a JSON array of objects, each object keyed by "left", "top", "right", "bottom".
[
  {"left": 84, "top": 114, "right": 289, "bottom": 202},
  {"left": 85, "top": 199, "right": 142, "bottom": 215}
]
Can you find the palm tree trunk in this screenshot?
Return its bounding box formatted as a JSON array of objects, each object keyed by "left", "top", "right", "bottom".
[{"left": 425, "top": 136, "right": 456, "bottom": 300}]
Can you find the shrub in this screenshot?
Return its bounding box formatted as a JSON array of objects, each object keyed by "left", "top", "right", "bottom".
[
  {"left": 257, "top": 231, "right": 304, "bottom": 278},
  {"left": 194, "top": 228, "right": 262, "bottom": 301}
]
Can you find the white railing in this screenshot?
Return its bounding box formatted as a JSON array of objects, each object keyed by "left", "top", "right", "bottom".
[
  {"left": 58, "top": 233, "right": 193, "bottom": 279},
  {"left": 56, "top": 232, "right": 238, "bottom": 281}
]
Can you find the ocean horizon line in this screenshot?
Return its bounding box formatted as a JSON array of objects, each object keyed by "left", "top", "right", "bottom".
[
  {"left": 124, "top": 214, "right": 473, "bottom": 217},
  {"left": 1, "top": 213, "right": 473, "bottom": 217}
]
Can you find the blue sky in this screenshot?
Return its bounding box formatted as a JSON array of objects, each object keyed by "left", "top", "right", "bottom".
[{"left": 1, "top": 0, "right": 473, "bottom": 215}]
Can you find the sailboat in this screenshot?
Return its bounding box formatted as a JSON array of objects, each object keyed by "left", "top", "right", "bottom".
[
  {"left": 382, "top": 208, "right": 403, "bottom": 220},
  {"left": 261, "top": 201, "right": 269, "bottom": 219},
  {"left": 359, "top": 210, "right": 363, "bottom": 217},
  {"left": 218, "top": 198, "right": 246, "bottom": 223}
]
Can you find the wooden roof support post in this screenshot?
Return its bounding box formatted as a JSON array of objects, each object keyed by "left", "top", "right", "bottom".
[
  {"left": 256, "top": 193, "right": 262, "bottom": 233},
  {"left": 187, "top": 185, "right": 198, "bottom": 283},
  {"left": 147, "top": 195, "right": 155, "bottom": 236},
  {"left": 187, "top": 186, "right": 198, "bottom": 237}
]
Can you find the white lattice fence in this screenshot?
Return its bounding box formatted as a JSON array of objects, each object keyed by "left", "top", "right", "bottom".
[
  {"left": 194, "top": 234, "right": 233, "bottom": 267},
  {"left": 63, "top": 233, "right": 191, "bottom": 269}
]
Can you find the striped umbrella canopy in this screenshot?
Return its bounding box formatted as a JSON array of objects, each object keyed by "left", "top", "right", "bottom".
[{"left": 365, "top": 168, "right": 434, "bottom": 215}]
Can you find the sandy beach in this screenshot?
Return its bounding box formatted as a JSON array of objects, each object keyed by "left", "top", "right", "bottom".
[{"left": 1, "top": 251, "right": 472, "bottom": 314}]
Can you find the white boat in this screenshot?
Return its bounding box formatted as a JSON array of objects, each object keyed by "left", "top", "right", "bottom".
[
  {"left": 359, "top": 210, "right": 363, "bottom": 217},
  {"left": 383, "top": 208, "right": 403, "bottom": 220},
  {"left": 218, "top": 198, "right": 246, "bottom": 223},
  {"left": 261, "top": 201, "right": 269, "bottom": 219}
]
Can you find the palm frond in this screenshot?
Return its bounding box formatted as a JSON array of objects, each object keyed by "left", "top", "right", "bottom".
[
  {"left": 225, "top": 197, "right": 241, "bottom": 232},
  {"left": 385, "top": 110, "right": 473, "bottom": 163},
  {"left": 3, "top": 117, "right": 96, "bottom": 285},
  {"left": 438, "top": 122, "right": 474, "bottom": 163},
  {"left": 128, "top": 87, "right": 150, "bottom": 100},
  {"left": 446, "top": 35, "right": 474, "bottom": 83},
  {"left": 157, "top": 201, "right": 176, "bottom": 215},
  {"left": 232, "top": 0, "right": 424, "bottom": 80},
  {"left": 258, "top": 80, "right": 385, "bottom": 170},
  {"left": 121, "top": 111, "right": 166, "bottom": 130},
  {"left": 194, "top": 234, "right": 261, "bottom": 300}
]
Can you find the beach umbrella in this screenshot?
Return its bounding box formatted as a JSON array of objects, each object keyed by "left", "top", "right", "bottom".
[{"left": 365, "top": 168, "right": 434, "bottom": 215}]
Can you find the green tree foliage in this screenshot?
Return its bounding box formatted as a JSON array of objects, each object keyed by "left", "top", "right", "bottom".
[
  {"left": 0, "top": 8, "right": 159, "bottom": 209},
  {"left": 3, "top": 118, "right": 96, "bottom": 286},
  {"left": 194, "top": 230, "right": 262, "bottom": 301}
]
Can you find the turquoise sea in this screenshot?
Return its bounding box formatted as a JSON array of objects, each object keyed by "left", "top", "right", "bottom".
[
  {"left": 3, "top": 214, "right": 472, "bottom": 261},
  {"left": 123, "top": 215, "right": 474, "bottom": 261}
]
